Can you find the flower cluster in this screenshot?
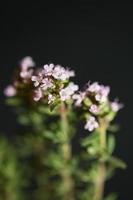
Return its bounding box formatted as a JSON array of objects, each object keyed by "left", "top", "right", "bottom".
[
  {"left": 4, "top": 57, "right": 123, "bottom": 133},
  {"left": 72, "top": 82, "right": 122, "bottom": 132},
  {"left": 20, "top": 56, "right": 35, "bottom": 80},
  {"left": 87, "top": 82, "right": 110, "bottom": 103},
  {"left": 84, "top": 116, "right": 99, "bottom": 132},
  {"left": 31, "top": 63, "right": 78, "bottom": 103},
  {"left": 4, "top": 57, "right": 78, "bottom": 105},
  {"left": 4, "top": 57, "right": 35, "bottom": 97}
]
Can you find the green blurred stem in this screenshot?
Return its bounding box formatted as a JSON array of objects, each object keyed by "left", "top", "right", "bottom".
[
  {"left": 60, "top": 102, "right": 75, "bottom": 200},
  {"left": 93, "top": 119, "right": 108, "bottom": 200}
]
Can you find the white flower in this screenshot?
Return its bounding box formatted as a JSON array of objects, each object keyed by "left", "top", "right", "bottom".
[
  {"left": 43, "top": 64, "right": 54, "bottom": 76},
  {"left": 20, "top": 56, "right": 35, "bottom": 71},
  {"left": 111, "top": 101, "right": 123, "bottom": 112},
  {"left": 84, "top": 116, "right": 99, "bottom": 132},
  {"left": 88, "top": 82, "right": 101, "bottom": 93},
  {"left": 4, "top": 85, "right": 16, "bottom": 97},
  {"left": 59, "top": 88, "right": 70, "bottom": 101},
  {"left": 40, "top": 78, "right": 53, "bottom": 90},
  {"left": 87, "top": 82, "right": 110, "bottom": 103},
  {"left": 20, "top": 57, "right": 35, "bottom": 79},
  {"left": 52, "top": 65, "right": 75, "bottom": 81},
  {"left": 31, "top": 76, "right": 39, "bottom": 87},
  {"left": 67, "top": 82, "right": 79, "bottom": 94},
  {"left": 33, "top": 88, "right": 43, "bottom": 101},
  {"left": 59, "top": 82, "right": 79, "bottom": 101},
  {"left": 48, "top": 94, "right": 55, "bottom": 104},
  {"left": 65, "top": 69, "right": 75, "bottom": 78},
  {"left": 89, "top": 104, "right": 99, "bottom": 114},
  {"left": 31, "top": 73, "right": 43, "bottom": 87},
  {"left": 95, "top": 85, "right": 110, "bottom": 103},
  {"left": 52, "top": 65, "right": 67, "bottom": 80},
  {"left": 72, "top": 92, "right": 85, "bottom": 106}
]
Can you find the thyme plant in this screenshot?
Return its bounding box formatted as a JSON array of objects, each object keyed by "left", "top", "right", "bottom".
[{"left": 2, "top": 57, "right": 126, "bottom": 200}]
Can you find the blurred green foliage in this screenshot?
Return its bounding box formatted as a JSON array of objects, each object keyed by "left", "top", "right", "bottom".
[{"left": 0, "top": 95, "right": 126, "bottom": 200}]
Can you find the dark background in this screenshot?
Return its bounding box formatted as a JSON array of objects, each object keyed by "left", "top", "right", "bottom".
[{"left": 0, "top": 2, "right": 132, "bottom": 199}]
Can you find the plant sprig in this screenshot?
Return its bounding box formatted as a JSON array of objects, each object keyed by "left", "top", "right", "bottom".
[{"left": 2, "top": 56, "right": 125, "bottom": 200}]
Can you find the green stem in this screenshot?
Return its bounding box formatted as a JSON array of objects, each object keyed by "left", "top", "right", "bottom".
[
  {"left": 93, "top": 119, "right": 107, "bottom": 200},
  {"left": 60, "top": 102, "right": 75, "bottom": 200}
]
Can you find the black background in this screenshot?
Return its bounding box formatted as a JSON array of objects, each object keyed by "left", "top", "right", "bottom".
[{"left": 0, "top": 2, "right": 132, "bottom": 200}]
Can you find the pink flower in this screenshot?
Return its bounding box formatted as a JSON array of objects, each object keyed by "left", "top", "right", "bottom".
[
  {"left": 31, "top": 73, "right": 43, "bottom": 87},
  {"left": 95, "top": 86, "right": 110, "bottom": 103},
  {"left": 89, "top": 104, "right": 99, "bottom": 114},
  {"left": 111, "top": 101, "right": 123, "bottom": 112},
  {"left": 65, "top": 69, "right": 75, "bottom": 78},
  {"left": 20, "top": 69, "right": 33, "bottom": 79},
  {"left": 72, "top": 92, "right": 85, "bottom": 106},
  {"left": 87, "top": 82, "right": 110, "bottom": 103},
  {"left": 84, "top": 116, "right": 99, "bottom": 132},
  {"left": 59, "top": 82, "right": 79, "bottom": 101},
  {"left": 67, "top": 82, "right": 79, "bottom": 94},
  {"left": 33, "top": 88, "right": 43, "bottom": 101},
  {"left": 20, "top": 57, "right": 35, "bottom": 79},
  {"left": 59, "top": 89, "right": 69, "bottom": 101},
  {"left": 88, "top": 82, "right": 101, "bottom": 93},
  {"left": 52, "top": 65, "right": 75, "bottom": 81},
  {"left": 40, "top": 78, "right": 54, "bottom": 90},
  {"left": 52, "top": 65, "right": 67, "bottom": 80},
  {"left": 4, "top": 85, "right": 16, "bottom": 97},
  {"left": 43, "top": 64, "right": 54, "bottom": 76},
  {"left": 20, "top": 56, "right": 35, "bottom": 71}
]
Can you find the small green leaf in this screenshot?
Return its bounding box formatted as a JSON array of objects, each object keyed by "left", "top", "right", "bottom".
[
  {"left": 109, "top": 156, "right": 127, "bottom": 169},
  {"left": 106, "top": 111, "right": 116, "bottom": 122},
  {"left": 18, "top": 115, "right": 30, "bottom": 125},
  {"left": 81, "top": 132, "right": 99, "bottom": 147},
  {"left": 107, "top": 135, "right": 115, "bottom": 155},
  {"left": 49, "top": 102, "right": 59, "bottom": 111},
  {"left": 108, "top": 124, "right": 120, "bottom": 133},
  {"left": 43, "top": 130, "right": 56, "bottom": 141},
  {"left": 6, "top": 97, "right": 22, "bottom": 106},
  {"left": 29, "top": 112, "right": 43, "bottom": 125},
  {"left": 104, "top": 193, "right": 118, "bottom": 200}
]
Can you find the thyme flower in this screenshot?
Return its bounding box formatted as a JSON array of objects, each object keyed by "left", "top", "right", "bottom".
[
  {"left": 59, "top": 82, "right": 79, "bottom": 101},
  {"left": 87, "top": 82, "right": 110, "bottom": 103},
  {"left": 111, "top": 100, "right": 123, "bottom": 112},
  {"left": 84, "top": 116, "right": 99, "bottom": 131},
  {"left": 20, "top": 56, "right": 35, "bottom": 80},
  {"left": 89, "top": 104, "right": 99, "bottom": 114},
  {"left": 4, "top": 85, "right": 16, "bottom": 97}
]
